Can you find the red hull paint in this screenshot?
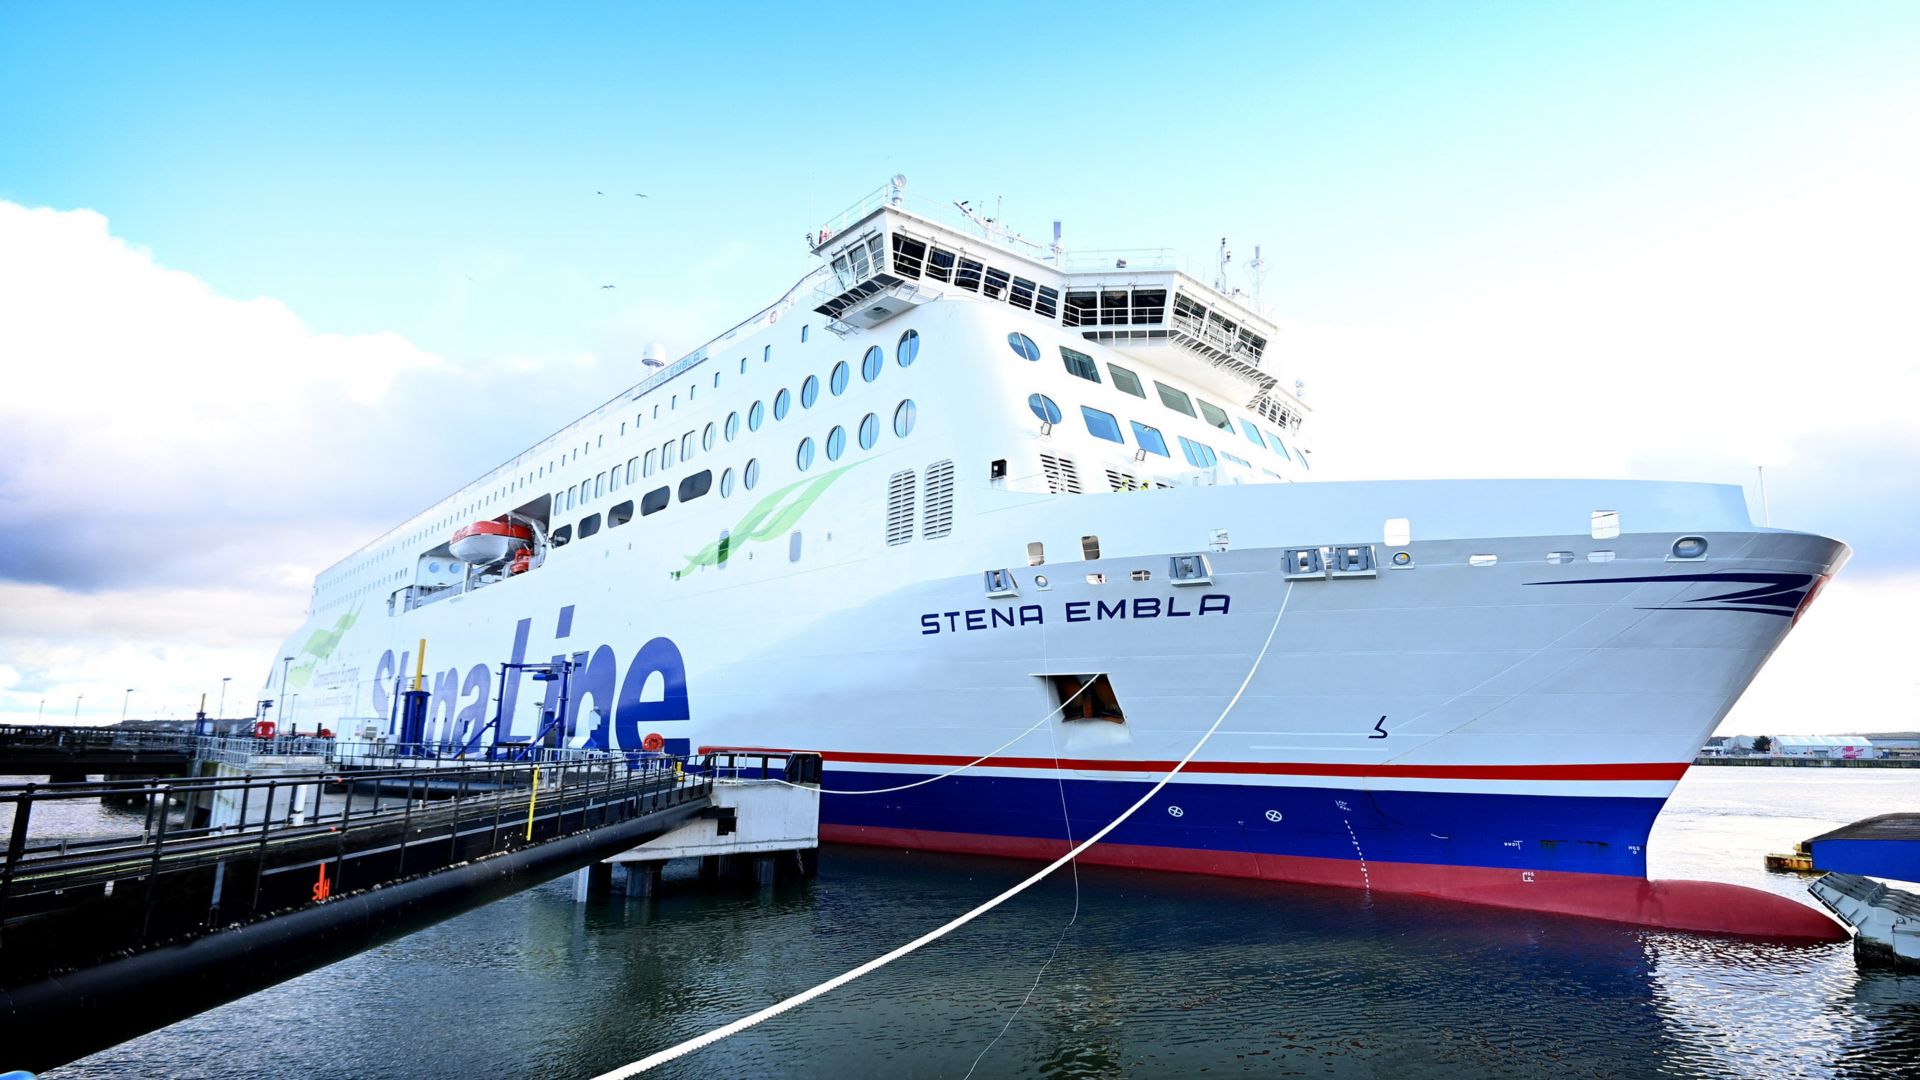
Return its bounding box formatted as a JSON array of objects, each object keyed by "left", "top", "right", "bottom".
[{"left": 822, "top": 824, "right": 1846, "bottom": 942}]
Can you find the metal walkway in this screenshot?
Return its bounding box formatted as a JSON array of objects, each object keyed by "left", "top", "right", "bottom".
[
  {"left": 0, "top": 750, "right": 725, "bottom": 1071},
  {"left": 0, "top": 725, "right": 198, "bottom": 777}
]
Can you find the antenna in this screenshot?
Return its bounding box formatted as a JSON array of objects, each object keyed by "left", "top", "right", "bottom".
[
  {"left": 1050, "top": 220, "right": 1063, "bottom": 262},
  {"left": 1215, "top": 237, "right": 1232, "bottom": 291},
  {"left": 1248, "top": 244, "right": 1268, "bottom": 307}
]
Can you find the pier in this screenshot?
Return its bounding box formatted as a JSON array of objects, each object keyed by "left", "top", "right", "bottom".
[
  {"left": 0, "top": 741, "right": 818, "bottom": 1072},
  {"left": 1804, "top": 814, "right": 1920, "bottom": 970},
  {"left": 0, "top": 725, "right": 198, "bottom": 781}
]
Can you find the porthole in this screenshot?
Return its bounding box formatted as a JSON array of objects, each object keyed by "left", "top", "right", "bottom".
[
  {"left": 862, "top": 345, "right": 884, "bottom": 382},
  {"left": 774, "top": 388, "right": 792, "bottom": 420},
  {"left": 720, "top": 468, "right": 735, "bottom": 497},
  {"left": 796, "top": 437, "right": 815, "bottom": 471},
  {"left": 858, "top": 412, "right": 878, "bottom": 449},
  {"left": 893, "top": 399, "right": 917, "bottom": 438},
  {"left": 749, "top": 400, "right": 765, "bottom": 431},
  {"left": 725, "top": 411, "right": 741, "bottom": 441},
  {"left": 830, "top": 361, "right": 850, "bottom": 396},
  {"left": 801, "top": 374, "right": 820, "bottom": 409},
  {"left": 898, "top": 329, "right": 919, "bottom": 367},
  {"left": 702, "top": 422, "right": 716, "bottom": 451},
  {"left": 1027, "top": 393, "right": 1062, "bottom": 424},
  {"left": 826, "top": 425, "right": 846, "bottom": 461},
  {"left": 1007, "top": 332, "right": 1040, "bottom": 361},
  {"left": 744, "top": 458, "right": 760, "bottom": 490}
]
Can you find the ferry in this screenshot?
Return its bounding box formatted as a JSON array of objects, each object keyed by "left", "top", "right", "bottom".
[{"left": 264, "top": 177, "right": 1847, "bottom": 938}]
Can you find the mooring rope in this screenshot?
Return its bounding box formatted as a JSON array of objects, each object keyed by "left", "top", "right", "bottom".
[{"left": 591, "top": 581, "right": 1295, "bottom": 1079}]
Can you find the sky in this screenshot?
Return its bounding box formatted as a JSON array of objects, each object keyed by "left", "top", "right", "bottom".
[{"left": 0, "top": 2, "right": 1915, "bottom": 733}]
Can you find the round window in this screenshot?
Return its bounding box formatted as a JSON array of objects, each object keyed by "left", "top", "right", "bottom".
[
  {"left": 796, "top": 437, "right": 815, "bottom": 471},
  {"left": 826, "top": 425, "right": 846, "bottom": 461},
  {"left": 1027, "top": 393, "right": 1062, "bottom": 424},
  {"left": 1008, "top": 332, "right": 1040, "bottom": 361},
  {"left": 719, "top": 468, "right": 734, "bottom": 497},
  {"left": 862, "top": 345, "right": 883, "bottom": 382},
  {"left": 702, "top": 422, "right": 716, "bottom": 451},
  {"left": 744, "top": 458, "right": 760, "bottom": 490},
  {"left": 893, "top": 399, "right": 917, "bottom": 438},
  {"left": 897, "top": 329, "right": 919, "bottom": 367},
  {"left": 801, "top": 374, "right": 820, "bottom": 409},
  {"left": 858, "top": 412, "right": 878, "bottom": 449},
  {"left": 725, "top": 411, "right": 740, "bottom": 441},
  {"left": 830, "top": 361, "right": 850, "bottom": 396},
  {"left": 748, "top": 400, "right": 765, "bottom": 431},
  {"left": 774, "top": 388, "right": 792, "bottom": 420}
]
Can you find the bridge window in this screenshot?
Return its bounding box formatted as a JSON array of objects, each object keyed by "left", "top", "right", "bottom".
[
  {"left": 1197, "top": 399, "right": 1233, "bottom": 432},
  {"left": 745, "top": 458, "right": 760, "bottom": 490},
  {"left": 1108, "top": 363, "right": 1145, "bottom": 398},
  {"left": 774, "top": 388, "right": 792, "bottom": 420},
  {"left": 578, "top": 513, "right": 602, "bottom": 539},
  {"left": 955, "top": 257, "right": 983, "bottom": 291},
  {"left": 641, "top": 486, "right": 670, "bottom": 516},
  {"left": 826, "top": 425, "right": 846, "bottom": 461},
  {"left": 1009, "top": 278, "right": 1036, "bottom": 310},
  {"left": 609, "top": 500, "right": 634, "bottom": 527},
  {"left": 859, "top": 412, "right": 879, "bottom": 449},
  {"left": 984, "top": 267, "right": 1010, "bottom": 299},
  {"left": 1028, "top": 394, "right": 1062, "bottom": 424},
  {"left": 897, "top": 329, "right": 919, "bottom": 366},
  {"left": 796, "top": 437, "right": 815, "bottom": 471},
  {"left": 1130, "top": 421, "right": 1169, "bottom": 457},
  {"left": 926, "top": 246, "right": 956, "bottom": 283},
  {"left": 890, "top": 234, "right": 927, "bottom": 277},
  {"left": 1007, "top": 332, "right": 1041, "bottom": 361},
  {"left": 801, "top": 375, "right": 819, "bottom": 408},
  {"left": 862, "top": 345, "right": 884, "bottom": 382},
  {"left": 1063, "top": 291, "right": 1096, "bottom": 327},
  {"left": 1156, "top": 382, "right": 1196, "bottom": 417},
  {"left": 678, "top": 469, "right": 712, "bottom": 502},
  {"left": 1081, "top": 406, "right": 1123, "bottom": 444},
  {"left": 831, "top": 361, "right": 850, "bottom": 395},
  {"left": 1060, "top": 347, "right": 1101, "bottom": 384},
  {"left": 1035, "top": 286, "right": 1059, "bottom": 319}
]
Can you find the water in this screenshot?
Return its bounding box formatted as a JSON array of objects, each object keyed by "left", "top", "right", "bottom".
[{"left": 34, "top": 769, "right": 1920, "bottom": 1079}]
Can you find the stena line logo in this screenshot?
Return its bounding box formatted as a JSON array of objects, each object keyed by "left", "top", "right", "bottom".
[{"left": 370, "top": 604, "right": 689, "bottom": 751}]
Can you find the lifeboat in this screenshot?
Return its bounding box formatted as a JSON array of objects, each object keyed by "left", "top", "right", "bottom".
[{"left": 450, "top": 519, "right": 534, "bottom": 565}]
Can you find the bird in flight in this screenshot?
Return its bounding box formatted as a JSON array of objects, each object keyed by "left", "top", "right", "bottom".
[
  {"left": 601, "top": 284, "right": 616, "bottom": 289},
  {"left": 634, "top": 193, "right": 648, "bottom": 198}
]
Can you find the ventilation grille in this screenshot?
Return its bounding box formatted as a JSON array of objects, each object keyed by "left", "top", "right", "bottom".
[
  {"left": 885, "top": 469, "right": 917, "bottom": 546},
  {"left": 922, "top": 460, "right": 955, "bottom": 539},
  {"left": 1105, "top": 469, "right": 1139, "bottom": 492},
  {"left": 1040, "top": 453, "right": 1083, "bottom": 495}
]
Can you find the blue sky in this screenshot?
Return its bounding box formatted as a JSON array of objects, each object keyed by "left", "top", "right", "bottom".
[{"left": 1, "top": 3, "right": 1916, "bottom": 727}]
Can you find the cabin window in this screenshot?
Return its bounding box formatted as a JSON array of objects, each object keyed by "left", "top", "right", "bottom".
[
  {"left": 720, "top": 468, "right": 735, "bottom": 497},
  {"left": 774, "top": 388, "right": 792, "bottom": 420},
  {"left": 1221, "top": 451, "right": 1250, "bottom": 468},
  {"left": 801, "top": 375, "right": 820, "bottom": 408},
  {"left": 609, "top": 470, "right": 622, "bottom": 494},
  {"left": 1082, "top": 535, "right": 1101, "bottom": 560},
  {"left": 578, "top": 513, "right": 602, "bottom": 539},
  {"left": 897, "top": 329, "right": 919, "bottom": 366},
  {"left": 859, "top": 412, "right": 878, "bottom": 449},
  {"left": 1061, "top": 347, "right": 1101, "bottom": 384},
  {"left": 744, "top": 458, "right": 760, "bottom": 490},
  {"left": 801, "top": 324, "right": 809, "bottom": 343},
  {"left": 763, "top": 344, "right": 772, "bottom": 364},
  {"left": 796, "top": 437, "right": 816, "bottom": 471},
  {"left": 789, "top": 531, "right": 803, "bottom": 562},
  {"left": 1156, "top": 382, "right": 1196, "bottom": 417},
  {"left": 1007, "top": 333, "right": 1040, "bottom": 362},
  {"left": 749, "top": 400, "right": 766, "bottom": 431},
  {"left": 680, "top": 431, "right": 694, "bottom": 459},
  {"left": 678, "top": 469, "right": 712, "bottom": 501},
  {"left": 1238, "top": 419, "right": 1265, "bottom": 448},
  {"left": 662, "top": 440, "right": 676, "bottom": 468},
  {"left": 1028, "top": 394, "right": 1062, "bottom": 424},
  {"left": 862, "top": 345, "right": 884, "bottom": 382},
  {"left": 1131, "top": 421, "right": 1170, "bottom": 457},
  {"left": 717, "top": 529, "right": 732, "bottom": 566},
  {"left": 826, "top": 425, "right": 846, "bottom": 461},
  {"left": 702, "top": 422, "right": 716, "bottom": 451},
  {"left": 1108, "top": 363, "right": 1146, "bottom": 398},
  {"left": 595, "top": 472, "right": 606, "bottom": 498},
  {"left": 1264, "top": 430, "right": 1291, "bottom": 460},
  {"left": 552, "top": 525, "right": 572, "bottom": 547},
  {"left": 626, "top": 457, "right": 638, "bottom": 483},
  {"left": 1081, "top": 406, "right": 1123, "bottom": 444},
  {"left": 1179, "top": 437, "right": 1219, "bottom": 468},
  {"left": 894, "top": 399, "right": 917, "bottom": 438},
  {"left": 725, "top": 412, "right": 740, "bottom": 441},
  {"left": 1197, "top": 399, "right": 1233, "bottom": 432},
  {"left": 644, "top": 449, "right": 657, "bottom": 476},
  {"left": 566, "top": 485, "right": 577, "bottom": 511},
  {"left": 641, "top": 486, "right": 670, "bottom": 516},
  {"left": 609, "top": 500, "right": 634, "bottom": 527},
  {"left": 831, "top": 361, "right": 850, "bottom": 396}
]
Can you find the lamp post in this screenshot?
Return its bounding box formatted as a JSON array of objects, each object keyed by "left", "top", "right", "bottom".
[
  {"left": 73, "top": 694, "right": 83, "bottom": 720},
  {"left": 37, "top": 699, "right": 45, "bottom": 721},
  {"left": 121, "top": 688, "right": 136, "bottom": 723},
  {"left": 288, "top": 692, "right": 300, "bottom": 731},
  {"left": 217, "top": 676, "right": 232, "bottom": 720},
  {"left": 279, "top": 656, "right": 295, "bottom": 709}
]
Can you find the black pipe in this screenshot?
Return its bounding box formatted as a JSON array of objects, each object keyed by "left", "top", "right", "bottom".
[{"left": 0, "top": 797, "right": 707, "bottom": 1072}]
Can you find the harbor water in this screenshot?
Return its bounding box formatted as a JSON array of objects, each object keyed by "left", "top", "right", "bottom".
[{"left": 35, "top": 768, "right": 1920, "bottom": 1078}]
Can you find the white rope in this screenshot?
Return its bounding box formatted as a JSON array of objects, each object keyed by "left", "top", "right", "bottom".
[
  {"left": 593, "top": 581, "right": 1295, "bottom": 1079},
  {"left": 767, "top": 677, "right": 1097, "bottom": 796}
]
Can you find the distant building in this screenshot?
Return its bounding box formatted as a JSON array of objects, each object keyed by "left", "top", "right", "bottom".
[
  {"left": 1863, "top": 732, "right": 1920, "bottom": 759},
  {"left": 1770, "top": 735, "right": 1877, "bottom": 760}
]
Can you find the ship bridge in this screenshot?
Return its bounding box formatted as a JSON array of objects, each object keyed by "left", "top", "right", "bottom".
[{"left": 808, "top": 182, "right": 1306, "bottom": 431}]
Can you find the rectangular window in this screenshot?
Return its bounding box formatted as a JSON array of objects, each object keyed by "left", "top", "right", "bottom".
[
  {"left": 1108, "top": 363, "right": 1146, "bottom": 398},
  {"left": 890, "top": 234, "right": 927, "bottom": 278},
  {"left": 1155, "top": 382, "right": 1196, "bottom": 417},
  {"left": 983, "top": 266, "right": 1010, "bottom": 299},
  {"left": 1035, "top": 286, "right": 1059, "bottom": 319},
  {"left": 1080, "top": 406, "right": 1123, "bottom": 443},
  {"left": 1264, "top": 430, "right": 1291, "bottom": 460},
  {"left": 551, "top": 525, "right": 572, "bottom": 547},
  {"left": 578, "top": 513, "right": 602, "bottom": 539},
  {"left": 609, "top": 500, "right": 634, "bottom": 527},
  {"left": 626, "top": 457, "right": 638, "bottom": 483},
  {"left": 661, "top": 440, "right": 676, "bottom": 468},
  {"left": 1130, "top": 421, "right": 1170, "bottom": 457},
  {"left": 1178, "top": 437, "right": 1219, "bottom": 468},
  {"left": 566, "top": 485, "right": 578, "bottom": 510},
  {"left": 680, "top": 431, "right": 693, "bottom": 460},
  {"left": 926, "top": 247, "right": 955, "bottom": 283},
  {"left": 1060, "top": 346, "right": 1101, "bottom": 383},
  {"left": 1063, "top": 291, "right": 1097, "bottom": 327},
  {"left": 608, "top": 469, "right": 621, "bottom": 493},
  {"left": 1197, "top": 399, "right": 1233, "bottom": 432},
  {"left": 641, "top": 486, "right": 671, "bottom": 516},
  {"left": 955, "top": 257, "right": 983, "bottom": 291},
  {"left": 1238, "top": 419, "right": 1265, "bottom": 448},
  {"left": 643, "top": 449, "right": 657, "bottom": 476},
  {"left": 1009, "top": 277, "right": 1036, "bottom": 310},
  {"left": 595, "top": 472, "right": 606, "bottom": 498},
  {"left": 677, "top": 469, "right": 712, "bottom": 502}
]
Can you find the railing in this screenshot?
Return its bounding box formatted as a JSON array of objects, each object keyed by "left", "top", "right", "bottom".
[
  {"left": 0, "top": 725, "right": 200, "bottom": 757},
  {"left": 1061, "top": 247, "right": 1183, "bottom": 272}
]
